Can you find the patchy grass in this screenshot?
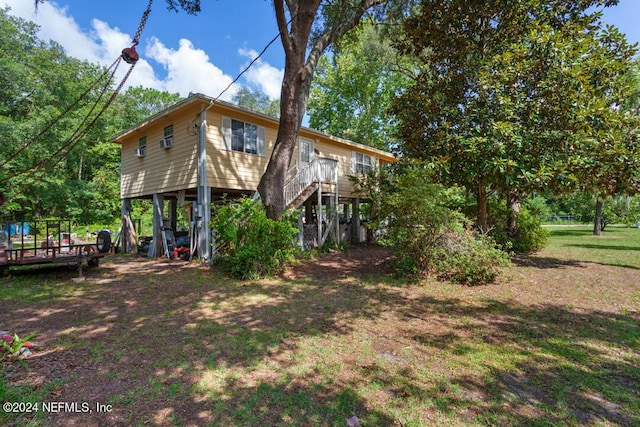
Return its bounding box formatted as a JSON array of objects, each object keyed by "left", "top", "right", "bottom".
[{"left": 0, "top": 233, "right": 638, "bottom": 426}]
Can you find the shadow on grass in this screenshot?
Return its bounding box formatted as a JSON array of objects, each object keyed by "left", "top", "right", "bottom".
[
  {"left": 510, "top": 255, "right": 585, "bottom": 269},
  {"left": 567, "top": 243, "right": 640, "bottom": 252},
  {"left": 1, "top": 255, "right": 639, "bottom": 426},
  {"left": 546, "top": 228, "right": 594, "bottom": 237},
  {"left": 511, "top": 253, "right": 640, "bottom": 271},
  {"left": 396, "top": 297, "right": 640, "bottom": 425}
]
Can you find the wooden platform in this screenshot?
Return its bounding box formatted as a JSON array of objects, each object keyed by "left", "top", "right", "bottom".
[{"left": 1, "top": 244, "right": 105, "bottom": 267}]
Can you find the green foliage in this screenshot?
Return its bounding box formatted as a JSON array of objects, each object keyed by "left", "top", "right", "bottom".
[
  {"left": 308, "top": 19, "right": 411, "bottom": 151},
  {"left": 1, "top": 332, "right": 36, "bottom": 368},
  {"left": 548, "top": 192, "right": 640, "bottom": 227},
  {"left": 356, "top": 163, "right": 510, "bottom": 283},
  {"left": 232, "top": 87, "right": 279, "bottom": 118},
  {"left": 0, "top": 9, "right": 182, "bottom": 224},
  {"left": 434, "top": 232, "right": 511, "bottom": 285},
  {"left": 210, "top": 197, "right": 299, "bottom": 279},
  {"left": 523, "top": 195, "right": 553, "bottom": 223},
  {"left": 488, "top": 200, "right": 549, "bottom": 253},
  {"left": 392, "top": 0, "right": 639, "bottom": 233}
]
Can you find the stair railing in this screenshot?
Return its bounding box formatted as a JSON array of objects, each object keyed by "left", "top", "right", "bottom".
[{"left": 284, "top": 157, "right": 337, "bottom": 207}]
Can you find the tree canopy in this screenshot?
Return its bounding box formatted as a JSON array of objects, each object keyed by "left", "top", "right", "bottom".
[
  {"left": 308, "top": 19, "right": 411, "bottom": 150},
  {"left": 0, "top": 7, "right": 182, "bottom": 223},
  {"left": 232, "top": 87, "right": 280, "bottom": 119},
  {"left": 392, "top": 0, "right": 639, "bottom": 232}
]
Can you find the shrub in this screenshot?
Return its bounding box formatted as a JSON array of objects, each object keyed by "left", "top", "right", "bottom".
[
  {"left": 210, "top": 197, "right": 299, "bottom": 279},
  {"left": 489, "top": 201, "right": 548, "bottom": 253},
  {"left": 358, "top": 163, "right": 510, "bottom": 284},
  {"left": 434, "top": 231, "right": 510, "bottom": 285}
]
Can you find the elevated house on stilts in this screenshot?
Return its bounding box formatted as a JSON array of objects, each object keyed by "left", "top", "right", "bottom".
[{"left": 110, "top": 93, "right": 396, "bottom": 262}]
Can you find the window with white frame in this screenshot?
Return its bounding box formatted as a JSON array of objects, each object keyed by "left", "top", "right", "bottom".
[
  {"left": 352, "top": 152, "right": 373, "bottom": 174},
  {"left": 135, "top": 136, "right": 147, "bottom": 157},
  {"left": 221, "top": 117, "right": 265, "bottom": 156}
]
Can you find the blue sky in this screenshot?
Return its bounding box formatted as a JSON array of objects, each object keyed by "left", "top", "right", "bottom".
[{"left": 3, "top": 0, "right": 639, "bottom": 102}]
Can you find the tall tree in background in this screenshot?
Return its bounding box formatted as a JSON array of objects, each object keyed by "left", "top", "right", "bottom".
[
  {"left": 308, "top": 19, "right": 411, "bottom": 150},
  {"left": 232, "top": 87, "right": 280, "bottom": 118},
  {"left": 392, "top": 0, "right": 637, "bottom": 235},
  {"left": 567, "top": 34, "right": 640, "bottom": 235}
]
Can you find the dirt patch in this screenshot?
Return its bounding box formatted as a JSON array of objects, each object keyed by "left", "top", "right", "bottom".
[{"left": 281, "top": 245, "right": 394, "bottom": 282}]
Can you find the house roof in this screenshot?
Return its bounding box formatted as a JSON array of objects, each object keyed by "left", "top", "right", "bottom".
[{"left": 110, "top": 92, "right": 397, "bottom": 162}]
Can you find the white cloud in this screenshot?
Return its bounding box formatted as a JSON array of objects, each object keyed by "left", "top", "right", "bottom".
[
  {"left": 146, "top": 37, "right": 239, "bottom": 100},
  {"left": 1, "top": 0, "right": 236, "bottom": 99},
  {"left": 239, "top": 48, "right": 284, "bottom": 100}
]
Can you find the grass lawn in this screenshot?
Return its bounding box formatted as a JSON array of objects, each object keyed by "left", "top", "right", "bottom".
[{"left": 1, "top": 226, "right": 639, "bottom": 426}]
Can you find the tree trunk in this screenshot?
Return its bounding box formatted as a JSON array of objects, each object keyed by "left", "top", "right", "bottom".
[
  {"left": 593, "top": 199, "right": 603, "bottom": 235},
  {"left": 477, "top": 182, "right": 488, "bottom": 233},
  {"left": 258, "top": 1, "right": 321, "bottom": 219},
  {"left": 506, "top": 189, "right": 520, "bottom": 240},
  {"left": 257, "top": 0, "right": 386, "bottom": 219}
]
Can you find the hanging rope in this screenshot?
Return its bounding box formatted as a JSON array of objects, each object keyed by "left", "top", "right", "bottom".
[
  {"left": 3, "top": 59, "right": 122, "bottom": 193},
  {"left": 6, "top": 65, "right": 138, "bottom": 201},
  {"left": 1, "top": 0, "right": 154, "bottom": 206}
]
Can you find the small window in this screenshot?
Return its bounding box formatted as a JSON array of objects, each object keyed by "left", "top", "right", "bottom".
[
  {"left": 352, "top": 152, "right": 373, "bottom": 174},
  {"left": 222, "top": 117, "right": 265, "bottom": 156},
  {"left": 135, "top": 136, "right": 147, "bottom": 157},
  {"left": 164, "top": 125, "right": 174, "bottom": 139}
]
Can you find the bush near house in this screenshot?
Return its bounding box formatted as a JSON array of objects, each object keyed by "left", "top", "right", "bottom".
[{"left": 210, "top": 197, "right": 299, "bottom": 279}]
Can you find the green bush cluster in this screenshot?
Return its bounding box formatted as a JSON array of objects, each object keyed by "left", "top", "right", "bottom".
[
  {"left": 210, "top": 197, "right": 299, "bottom": 279},
  {"left": 360, "top": 164, "right": 510, "bottom": 284},
  {"left": 433, "top": 231, "right": 510, "bottom": 285},
  {"left": 489, "top": 201, "right": 548, "bottom": 253}
]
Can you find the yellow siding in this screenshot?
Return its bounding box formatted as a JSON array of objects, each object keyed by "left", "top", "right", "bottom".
[
  {"left": 115, "top": 97, "right": 395, "bottom": 200},
  {"left": 120, "top": 106, "right": 199, "bottom": 198},
  {"left": 204, "top": 110, "right": 277, "bottom": 191},
  {"left": 295, "top": 131, "right": 384, "bottom": 198}
]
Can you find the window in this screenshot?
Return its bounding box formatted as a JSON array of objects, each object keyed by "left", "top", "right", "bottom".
[
  {"left": 160, "top": 125, "right": 174, "bottom": 148},
  {"left": 222, "top": 117, "right": 265, "bottom": 156},
  {"left": 135, "top": 136, "right": 147, "bottom": 157},
  {"left": 299, "top": 137, "right": 314, "bottom": 164},
  {"left": 163, "top": 125, "right": 174, "bottom": 139},
  {"left": 352, "top": 152, "right": 373, "bottom": 174}
]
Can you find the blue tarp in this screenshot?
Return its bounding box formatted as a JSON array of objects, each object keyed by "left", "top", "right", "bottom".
[{"left": 3, "top": 222, "right": 30, "bottom": 235}]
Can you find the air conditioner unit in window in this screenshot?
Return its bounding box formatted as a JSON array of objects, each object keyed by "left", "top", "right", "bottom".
[
  {"left": 159, "top": 137, "right": 174, "bottom": 149},
  {"left": 134, "top": 147, "right": 146, "bottom": 157}
]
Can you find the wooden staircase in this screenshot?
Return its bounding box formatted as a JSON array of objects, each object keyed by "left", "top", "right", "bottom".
[
  {"left": 284, "top": 157, "right": 339, "bottom": 248},
  {"left": 284, "top": 157, "right": 337, "bottom": 208}
]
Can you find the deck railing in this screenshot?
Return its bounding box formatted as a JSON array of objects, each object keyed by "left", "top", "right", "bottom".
[{"left": 284, "top": 157, "right": 338, "bottom": 207}]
